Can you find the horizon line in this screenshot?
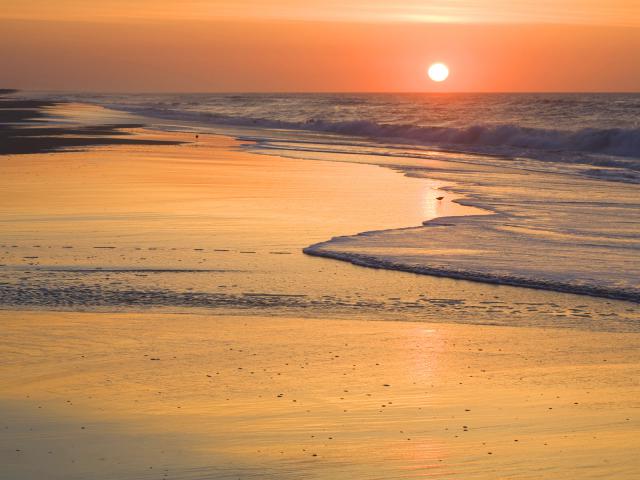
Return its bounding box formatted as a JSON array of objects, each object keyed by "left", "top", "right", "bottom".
[{"left": 12, "top": 89, "right": 640, "bottom": 95}]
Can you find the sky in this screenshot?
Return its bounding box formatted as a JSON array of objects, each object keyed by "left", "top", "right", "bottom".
[{"left": 1, "top": 0, "right": 639, "bottom": 92}]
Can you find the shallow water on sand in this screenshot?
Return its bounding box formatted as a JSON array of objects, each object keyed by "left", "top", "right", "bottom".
[
  {"left": 0, "top": 126, "right": 637, "bottom": 330},
  {"left": 177, "top": 117, "right": 630, "bottom": 305}
]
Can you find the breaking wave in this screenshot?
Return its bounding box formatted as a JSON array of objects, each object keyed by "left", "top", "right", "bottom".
[{"left": 112, "top": 104, "right": 640, "bottom": 172}]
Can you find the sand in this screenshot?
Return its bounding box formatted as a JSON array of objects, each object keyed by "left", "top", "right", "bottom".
[{"left": 1, "top": 310, "right": 639, "bottom": 479}]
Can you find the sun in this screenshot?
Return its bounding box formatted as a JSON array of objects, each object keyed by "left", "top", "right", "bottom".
[{"left": 428, "top": 63, "right": 449, "bottom": 82}]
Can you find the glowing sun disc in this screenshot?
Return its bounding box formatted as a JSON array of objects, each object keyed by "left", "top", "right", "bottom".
[{"left": 428, "top": 63, "right": 449, "bottom": 82}]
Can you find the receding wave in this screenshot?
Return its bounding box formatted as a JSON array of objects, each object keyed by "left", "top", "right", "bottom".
[{"left": 303, "top": 239, "right": 640, "bottom": 304}]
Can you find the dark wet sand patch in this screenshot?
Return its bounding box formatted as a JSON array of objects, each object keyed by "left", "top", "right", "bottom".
[{"left": 0, "top": 94, "right": 184, "bottom": 155}]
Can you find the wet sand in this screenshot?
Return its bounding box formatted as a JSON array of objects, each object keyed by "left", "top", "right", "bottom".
[
  {"left": 0, "top": 94, "right": 182, "bottom": 155},
  {"left": 1, "top": 310, "right": 639, "bottom": 479}
]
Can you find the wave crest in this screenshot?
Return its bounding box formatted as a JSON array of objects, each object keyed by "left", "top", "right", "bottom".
[{"left": 123, "top": 104, "right": 640, "bottom": 164}]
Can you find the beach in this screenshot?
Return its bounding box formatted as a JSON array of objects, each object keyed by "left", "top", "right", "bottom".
[
  {"left": 3, "top": 310, "right": 639, "bottom": 479},
  {"left": 1, "top": 98, "right": 639, "bottom": 479}
]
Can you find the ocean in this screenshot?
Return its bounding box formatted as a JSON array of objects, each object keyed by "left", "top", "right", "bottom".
[{"left": 37, "top": 92, "right": 640, "bottom": 182}]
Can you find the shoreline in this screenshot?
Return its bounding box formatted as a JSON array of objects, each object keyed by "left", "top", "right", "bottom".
[
  {"left": 143, "top": 101, "right": 636, "bottom": 304},
  {"left": 245, "top": 141, "right": 640, "bottom": 304},
  {"left": 303, "top": 235, "right": 640, "bottom": 304},
  {"left": 1, "top": 95, "right": 638, "bottom": 314}
]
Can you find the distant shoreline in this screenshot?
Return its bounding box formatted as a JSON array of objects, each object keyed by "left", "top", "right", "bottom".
[{"left": 0, "top": 91, "right": 183, "bottom": 155}]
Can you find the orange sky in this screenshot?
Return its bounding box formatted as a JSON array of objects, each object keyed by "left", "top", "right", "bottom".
[{"left": 1, "top": 1, "right": 639, "bottom": 92}]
